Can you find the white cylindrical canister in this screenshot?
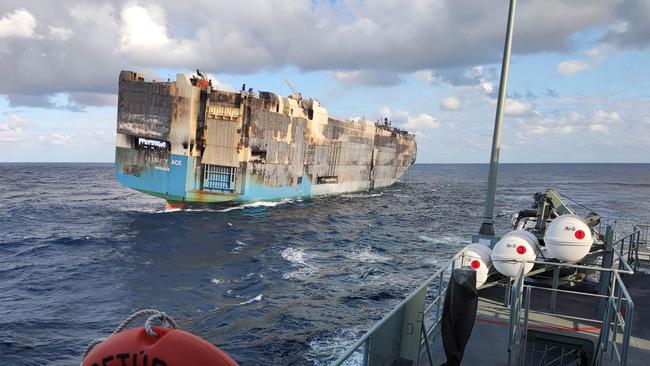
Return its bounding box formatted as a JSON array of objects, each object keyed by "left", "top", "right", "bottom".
[
  {"left": 454, "top": 244, "right": 493, "bottom": 288},
  {"left": 491, "top": 230, "right": 540, "bottom": 277},
  {"left": 544, "top": 214, "right": 593, "bottom": 262}
]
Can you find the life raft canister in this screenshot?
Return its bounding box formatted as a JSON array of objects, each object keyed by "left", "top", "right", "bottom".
[{"left": 81, "top": 310, "right": 238, "bottom": 366}]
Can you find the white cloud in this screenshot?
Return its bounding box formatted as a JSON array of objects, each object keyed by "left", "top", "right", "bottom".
[
  {"left": 379, "top": 106, "right": 392, "bottom": 119},
  {"left": 590, "top": 124, "right": 609, "bottom": 133},
  {"left": 379, "top": 107, "right": 439, "bottom": 131},
  {"left": 48, "top": 26, "right": 73, "bottom": 41},
  {"left": 504, "top": 99, "right": 533, "bottom": 116},
  {"left": 556, "top": 60, "right": 590, "bottom": 76},
  {"left": 643, "top": 116, "right": 650, "bottom": 125},
  {"left": 332, "top": 70, "right": 401, "bottom": 87},
  {"left": 51, "top": 133, "right": 74, "bottom": 145},
  {"left": 440, "top": 96, "right": 461, "bottom": 111},
  {"left": 593, "top": 110, "right": 621, "bottom": 124},
  {"left": 0, "top": 114, "right": 32, "bottom": 143},
  {"left": 531, "top": 124, "right": 573, "bottom": 135},
  {"left": 0, "top": 8, "right": 37, "bottom": 38},
  {"left": 586, "top": 45, "right": 611, "bottom": 61},
  {"left": 414, "top": 70, "right": 434, "bottom": 82},
  {"left": 119, "top": 5, "right": 196, "bottom": 65},
  {"left": 120, "top": 5, "right": 171, "bottom": 52},
  {"left": 0, "top": 0, "right": 631, "bottom": 107},
  {"left": 402, "top": 113, "right": 440, "bottom": 130}
]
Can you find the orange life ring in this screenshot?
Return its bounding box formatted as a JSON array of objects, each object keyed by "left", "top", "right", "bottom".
[{"left": 82, "top": 326, "right": 239, "bottom": 366}]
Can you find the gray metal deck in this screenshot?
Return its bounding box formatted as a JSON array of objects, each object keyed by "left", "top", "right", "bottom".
[{"left": 427, "top": 270, "right": 650, "bottom": 365}]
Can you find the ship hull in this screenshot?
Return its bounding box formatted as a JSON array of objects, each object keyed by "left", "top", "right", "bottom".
[{"left": 114, "top": 71, "right": 416, "bottom": 204}]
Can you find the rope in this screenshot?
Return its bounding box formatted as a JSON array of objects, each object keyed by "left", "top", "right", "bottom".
[{"left": 80, "top": 309, "right": 178, "bottom": 362}]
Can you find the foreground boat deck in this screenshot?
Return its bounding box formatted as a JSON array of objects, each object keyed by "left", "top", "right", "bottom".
[{"left": 428, "top": 268, "right": 650, "bottom": 365}]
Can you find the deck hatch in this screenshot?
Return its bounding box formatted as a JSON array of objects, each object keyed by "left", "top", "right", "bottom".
[{"left": 203, "top": 164, "right": 235, "bottom": 192}]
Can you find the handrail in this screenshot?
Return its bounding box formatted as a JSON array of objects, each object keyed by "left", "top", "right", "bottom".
[{"left": 507, "top": 264, "right": 526, "bottom": 366}]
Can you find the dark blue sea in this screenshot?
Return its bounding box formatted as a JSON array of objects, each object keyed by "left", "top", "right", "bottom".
[{"left": 1, "top": 163, "right": 649, "bottom": 365}]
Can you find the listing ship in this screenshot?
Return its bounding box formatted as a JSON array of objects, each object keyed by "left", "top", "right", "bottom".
[{"left": 114, "top": 71, "right": 416, "bottom": 206}]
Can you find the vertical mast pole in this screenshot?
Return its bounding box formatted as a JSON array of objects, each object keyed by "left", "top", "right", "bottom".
[{"left": 479, "top": 0, "right": 517, "bottom": 236}]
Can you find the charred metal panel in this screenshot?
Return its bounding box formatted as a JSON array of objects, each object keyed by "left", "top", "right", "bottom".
[
  {"left": 117, "top": 81, "right": 175, "bottom": 140},
  {"left": 209, "top": 90, "right": 241, "bottom": 107},
  {"left": 203, "top": 118, "right": 240, "bottom": 167}
]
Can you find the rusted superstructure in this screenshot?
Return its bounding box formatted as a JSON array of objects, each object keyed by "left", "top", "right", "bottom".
[{"left": 114, "top": 71, "right": 416, "bottom": 205}]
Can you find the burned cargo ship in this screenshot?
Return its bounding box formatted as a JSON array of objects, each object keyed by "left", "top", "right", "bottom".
[{"left": 114, "top": 71, "right": 417, "bottom": 205}]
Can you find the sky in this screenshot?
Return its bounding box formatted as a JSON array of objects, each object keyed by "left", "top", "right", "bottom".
[{"left": 0, "top": 0, "right": 649, "bottom": 163}]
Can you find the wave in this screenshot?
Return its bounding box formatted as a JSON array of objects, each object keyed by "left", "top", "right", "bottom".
[
  {"left": 282, "top": 247, "right": 310, "bottom": 267},
  {"left": 230, "top": 240, "right": 248, "bottom": 254},
  {"left": 219, "top": 198, "right": 301, "bottom": 212},
  {"left": 306, "top": 328, "right": 365, "bottom": 366},
  {"left": 340, "top": 192, "right": 384, "bottom": 199},
  {"left": 419, "top": 235, "right": 466, "bottom": 245},
  {"left": 238, "top": 294, "right": 263, "bottom": 305},
  {"left": 345, "top": 247, "right": 392, "bottom": 263},
  {"left": 281, "top": 247, "right": 317, "bottom": 280}
]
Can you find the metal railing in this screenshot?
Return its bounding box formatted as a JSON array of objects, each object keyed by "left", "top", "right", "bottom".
[
  {"left": 614, "top": 229, "right": 642, "bottom": 271},
  {"left": 633, "top": 223, "right": 649, "bottom": 255},
  {"left": 507, "top": 256, "right": 635, "bottom": 366},
  {"left": 507, "top": 264, "right": 526, "bottom": 366},
  {"left": 595, "top": 270, "right": 635, "bottom": 365}
]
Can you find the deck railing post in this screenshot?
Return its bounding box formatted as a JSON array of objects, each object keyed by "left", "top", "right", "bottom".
[
  {"left": 519, "top": 286, "right": 531, "bottom": 363},
  {"left": 550, "top": 266, "right": 560, "bottom": 313},
  {"left": 598, "top": 225, "right": 615, "bottom": 317},
  {"left": 435, "top": 272, "right": 444, "bottom": 337},
  {"left": 621, "top": 299, "right": 634, "bottom": 365},
  {"left": 362, "top": 338, "right": 369, "bottom": 366}
]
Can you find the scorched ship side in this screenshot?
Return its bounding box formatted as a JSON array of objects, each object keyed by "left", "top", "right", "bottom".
[{"left": 114, "top": 71, "right": 417, "bottom": 205}]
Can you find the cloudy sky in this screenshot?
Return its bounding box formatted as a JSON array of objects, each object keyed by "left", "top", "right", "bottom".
[{"left": 0, "top": 0, "right": 649, "bottom": 163}]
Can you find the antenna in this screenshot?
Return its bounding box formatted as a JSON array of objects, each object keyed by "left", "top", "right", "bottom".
[
  {"left": 283, "top": 78, "right": 302, "bottom": 100},
  {"left": 478, "top": 0, "right": 517, "bottom": 238}
]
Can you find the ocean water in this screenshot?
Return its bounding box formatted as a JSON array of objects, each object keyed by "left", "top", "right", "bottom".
[{"left": 1, "top": 163, "right": 649, "bottom": 365}]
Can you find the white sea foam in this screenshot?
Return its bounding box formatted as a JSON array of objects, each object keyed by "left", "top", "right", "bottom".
[
  {"left": 282, "top": 247, "right": 310, "bottom": 266},
  {"left": 162, "top": 207, "right": 182, "bottom": 213},
  {"left": 419, "top": 235, "right": 466, "bottom": 245},
  {"left": 230, "top": 240, "right": 248, "bottom": 254},
  {"left": 211, "top": 278, "right": 223, "bottom": 285},
  {"left": 306, "top": 328, "right": 365, "bottom": 366},
  {"left": 153, "top": 198, "right": 301, "bottom": 214},
  {"left": 281, "top": 247, "right": 316, "bottom": 280},
  {"left": 346, "top": 247, "right": 391, "bottom": 263},
  {"left": 238, "top": 294, "right": 263, "bottom": 305},
  {"left": 341, "top": 192, "right": 384, "bottom": 198},
  {"left": 219, "top": 198, "right": 301, "bottom": 212}
]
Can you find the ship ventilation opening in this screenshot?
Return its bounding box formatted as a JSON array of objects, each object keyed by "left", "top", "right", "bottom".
[
  {"left": 251, "top": 149, "right": 267, "bottom": 162},
  {"left": 317, "top": 176, "right": 338, "bottom": 184},
  {"left": 136, "top": 137, "right": 169, "bottom": 151}
]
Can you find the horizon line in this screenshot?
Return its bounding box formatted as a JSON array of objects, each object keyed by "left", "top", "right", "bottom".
[{"left": 1, "top": 161, "right": 648, "bottom": 165}]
